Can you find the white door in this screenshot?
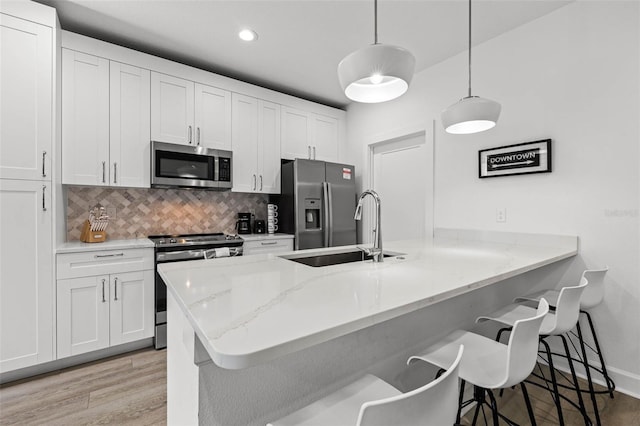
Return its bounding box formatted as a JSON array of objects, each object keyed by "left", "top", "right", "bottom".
[
  {"left": 0, "top": 15, "right": 52, "bottom": 181},
  {"left": 313, "top": 114, "right": 339, "bottom": 162},
  {"left": 110, "top": 62, "right": 151, "bottom": 188},
  {"left": 57, "top": 275, "right": 110, "bottom": 358},
  {"left": 281, "top": 106, "right": 312, "bottom": 160},
  {"left": 231, "top": 93, "right": 258, "bottom": 193},
  {"left": 0, "top": 179, "right": 54, "bottom": 372},
  {"left": 110, "top": 270, "right": 154, "bottom": 345},
  {"left": 257, "top": 100, "right": 281, "bottom": 194},
  {"left": 195, "top": 83, "right": 231, "bottom": 150},
  {"left": 62, "top": 49, "right": 110, "bottom": 185},
  {"left": 371, "top": 132, "right": 431, "bottom": 243},
  {"left": 151, "top": 72, "right": 194, "bottom": 145}
]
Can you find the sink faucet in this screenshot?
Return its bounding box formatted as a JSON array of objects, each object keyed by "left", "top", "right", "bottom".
[{"left": 354, "top": 189, "right": 383, "bottom": 262}]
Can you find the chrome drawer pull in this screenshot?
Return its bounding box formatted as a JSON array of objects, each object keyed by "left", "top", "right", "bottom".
[
  {"left": 101, "top": 278, "right": 106, "bottom": 303},
  {"left": 42, "top": 151, "right": 47, "bottom": 177},
  {"left": 94, "top": 253, "right": 125, "bottom": 258},
  {"left": 261, "top": 241, "right": 278, "bottom": 245},
  {"left": 42, "top": 185, "right": 47, "bottom": 211},
  {"left": 114, "top": 277, "right": 118, "bottom": 301}
]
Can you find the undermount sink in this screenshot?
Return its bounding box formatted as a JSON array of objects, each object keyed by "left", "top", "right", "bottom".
[{"left": 281, "top": 250, "right": 400, "bottom": 268}]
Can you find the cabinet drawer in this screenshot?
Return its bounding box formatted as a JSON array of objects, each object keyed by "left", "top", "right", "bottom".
[
  {"left": 57, "top": 248, "right": 153, "bottom": 279},
  {"left": 244, "top": 238, "right": 293, "bottom": 256}
]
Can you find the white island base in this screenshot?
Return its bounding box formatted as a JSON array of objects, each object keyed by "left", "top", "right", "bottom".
[{"left": 164, "top": 229, "right": 578, "bottom": 425}]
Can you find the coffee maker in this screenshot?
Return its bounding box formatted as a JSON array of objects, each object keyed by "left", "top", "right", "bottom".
[{"left": 236, "top": 212, "right": 252, "bottom": 234}]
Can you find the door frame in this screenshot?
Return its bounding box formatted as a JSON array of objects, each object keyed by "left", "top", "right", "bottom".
[{"left": 362, "top": 121, "right": 436, "bottom": 243}]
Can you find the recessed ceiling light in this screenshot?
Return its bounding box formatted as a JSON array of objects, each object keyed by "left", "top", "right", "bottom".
[{"left": 238, "top": 29, "right": 258, "bottom": 42}]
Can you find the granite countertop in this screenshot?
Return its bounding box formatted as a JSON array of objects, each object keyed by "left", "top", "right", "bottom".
[
  {"left": 159, "top": 229, "right": 578, "bottom": 370},
  {"left": 57, "top": 238, "right": 155, "bottom": 254}
]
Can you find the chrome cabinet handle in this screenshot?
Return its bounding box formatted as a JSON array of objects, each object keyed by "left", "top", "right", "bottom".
[
  {"left": 42, "top": 151, "right": 47, "bottom": 177},
  {"left": 42, "top": 185, "right": 47, "bottom": 211},
  {"left": 188, "top": 125, "right": 193, "bottom": 144},
  {"left": 261, "top": 241, "right": 278, "bottom": 246},
  {"left": 313, "top": 146, "right": 316, "bottom": 160},
  {"left": 94, "top": 253, "right": 124, "bottom": 259},
  {"left": 114, "top": 277, "right": 118, "bottom": 301},
  {"left": 101, "top": 279, "right": 106, "bottom": 303},
  {"left": 259, "top": 175, "right": 263, "bottom": 191},
  {"left": 308, "top": 145, "right": 311, "bottom": 159},
  {"left": 252, "top": 174, "right": 257, "bottom": 191},
  {"left": 102, "top": 161, "right": 106, "bottom": 183},
  {"left": 197, "top": 127, "right": 201, "bottom": 146},
  {"left": 113, "top": 163, "right": 118, "bottom": 184}
]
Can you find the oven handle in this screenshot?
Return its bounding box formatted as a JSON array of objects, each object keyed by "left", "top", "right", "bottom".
[{"left": 156, "top": 247, "right": 243, "bottom": 262}]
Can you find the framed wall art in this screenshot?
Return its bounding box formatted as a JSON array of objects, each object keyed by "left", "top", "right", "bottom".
[{"left": 479, "top": 139, "right": 552, "bottom": 178}]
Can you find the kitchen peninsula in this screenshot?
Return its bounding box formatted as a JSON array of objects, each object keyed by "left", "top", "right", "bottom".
[{"left": 160, "top": 229, "right": 577, "bottom": 425}]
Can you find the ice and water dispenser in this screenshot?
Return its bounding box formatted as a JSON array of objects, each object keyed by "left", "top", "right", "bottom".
[{"left": 304, "top": 199, "right": 321, "bottom": 229}]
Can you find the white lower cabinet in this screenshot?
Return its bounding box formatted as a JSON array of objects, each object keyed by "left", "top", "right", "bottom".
[
  {"left": 56, "top": 249, "right": 154, "bottom": 358},
  {"left": 0, "top": 179, "right": 54, "bottom": 373},
  {"left": 243, "top": 236, "right": 294, "bottom": 256}
]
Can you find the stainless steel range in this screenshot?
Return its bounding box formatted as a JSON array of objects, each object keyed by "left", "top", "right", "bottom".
[{"left": 148, "top": 233, "right": 244, "bottom": 349}]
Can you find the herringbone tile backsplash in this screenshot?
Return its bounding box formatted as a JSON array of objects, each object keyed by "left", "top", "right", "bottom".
[{"left": 67, "top": 186, "right": 269, "bottom": 241}]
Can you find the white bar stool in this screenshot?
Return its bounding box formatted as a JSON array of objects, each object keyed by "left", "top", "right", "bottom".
[
  {"left": 514, "top": 267, "right": 611, "bottom": 426},
  {"left": 477, "top": 277, "right": 590, "bottom": 425},
  {"left": 408, "top": 299, "right": 549, "bottom": 426},
  {"left": 267, "top": 345, "right": 464, "bottom": 426}
]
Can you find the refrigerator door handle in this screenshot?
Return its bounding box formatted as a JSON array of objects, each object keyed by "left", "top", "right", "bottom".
[{"left": 323, "top": 182, "right": 333, "bottom": 247}]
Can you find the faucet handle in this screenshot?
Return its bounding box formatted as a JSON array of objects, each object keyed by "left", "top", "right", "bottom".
[{"left": 354, "top": 202, "right": 363, "bottom": 220}]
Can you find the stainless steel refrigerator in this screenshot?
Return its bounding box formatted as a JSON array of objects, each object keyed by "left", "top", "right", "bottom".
[{"left": 279, "top": 159, "right": 356, "bottom": 250}]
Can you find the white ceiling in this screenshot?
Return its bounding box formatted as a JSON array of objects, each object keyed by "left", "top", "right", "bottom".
[{"left": 35, "top": 0, "right": 572, "bottom": 109}]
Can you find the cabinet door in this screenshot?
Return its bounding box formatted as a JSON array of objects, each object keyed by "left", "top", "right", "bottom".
[
  {"left": 62, "top": 49, "right": 110, "bottom": 185},
  {"left": 231, "top": 93, "right": 258, "bottom": 193},
  {"left": 281, "top": 106, "right": 312, "bottom": 160},
  {"left": 151, "top": 72, "right": 194, "bottom": 145},
  {"left": 0, "top": 180, "right": 53, "bottom": 372},
  {"left": 0, "top": 14, "right": 52, "bottom": 181},
  {"left": 194, "top": 83, "right": 231, "bottom": 150},
  {"left": 312, "top": 114, "right": 339, "bottom": 162},
  {"left": 57, "top": 275, "right": 110, "bottom": 359},
  {"left": 110, "top": 62, "right": 151, "bottom": 188},
  {"left": 110, "top": 270, "right": 154, "bottom": 346},
  {"left": 258, "top": 100, "right": 281, "bottom": 194}
]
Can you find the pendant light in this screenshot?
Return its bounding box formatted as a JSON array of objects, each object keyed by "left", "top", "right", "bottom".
[
  {"left": 442, "top": 0, "right": 501, "bottom": 134},
  {"left": 338, "top": 0, "right": 415, "bottom": 103}
]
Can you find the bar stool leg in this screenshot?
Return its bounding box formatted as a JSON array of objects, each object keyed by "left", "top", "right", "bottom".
[
  {"left": 577, "top": 320, "right": 602, "bottom": 426},
  {"left": 485, "top": 389, "right": 500, "bottom": 426},
  {"left": 583, "top": 310, "right": 615, "bottom": 397},
  {"left": 521, "top": 382, "right": 537, "bottom": 426},
  {"left": 560, "top": 334, "right": 591, "bottom": 425},
  {"left": 540, "top": 338, "right": 565, "bottom": 426}
]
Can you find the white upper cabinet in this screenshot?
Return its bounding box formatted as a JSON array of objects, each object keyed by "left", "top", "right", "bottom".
[
  {"left": 150, "top": 72, "right": 194, "bottom": 145},
  {"left": 231, "top": 94, "right": 280, "bottom": 194},
  {"left": 62, "top": 49, "right": 110, "bottom": 185},
  {"left": 0, "top": 14, "right": 52, "bottom": 181},
  {"left": 110, "top": 61, "right": 151, "bottom": 187},
  {"left": 281, "top": 106, "right": 339, "bottom": 162},
  {"left": 0, "top": 179, "right": 54, "bottom": 373},
  {"left": 194, "top": 83, "right": 232, "bottom": 150},
  {"left": 62, "top": 50, "right": 151, "bottom": 187},
  {"left": 151, "top": 72, "right": 231, "bottom": 150}
]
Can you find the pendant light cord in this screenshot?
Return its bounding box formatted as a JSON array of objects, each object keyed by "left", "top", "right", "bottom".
[
  {"left": 374, "top": 0, "right": 379, "bottom": 44},
  {"left": 468, "top": 0, "right": 472, "bottom": 97}
]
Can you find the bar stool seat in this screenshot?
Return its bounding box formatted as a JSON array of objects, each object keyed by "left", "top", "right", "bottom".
[
  {"left": 267, "top": 345, "right": 464, "bottom": 426},
  {"left": 409, "top": 299, "right": 549, "bottom": 425}
]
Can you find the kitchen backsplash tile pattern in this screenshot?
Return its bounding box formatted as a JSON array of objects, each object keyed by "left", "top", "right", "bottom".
[{"left": 66, "top": 186, "right": 269, "bottom": 241}]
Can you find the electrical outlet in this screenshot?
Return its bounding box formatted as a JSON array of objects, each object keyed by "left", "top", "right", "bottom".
[{"left": 496, "top": 207, "right": 507, "bottom": 223}]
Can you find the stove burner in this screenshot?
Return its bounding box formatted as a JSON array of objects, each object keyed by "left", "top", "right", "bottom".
[{"left": 148, "top": 232, "right": 243, "bottom": 248}]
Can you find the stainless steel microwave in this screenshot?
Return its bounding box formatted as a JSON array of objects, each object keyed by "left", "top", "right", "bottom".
[{"left": 151, "top": 141, "right": 232, "bottom": 190}]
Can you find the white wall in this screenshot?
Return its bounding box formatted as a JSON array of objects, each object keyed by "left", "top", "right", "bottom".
[{"left": 345, "top": 0, "right": 640, "bottom": 396}]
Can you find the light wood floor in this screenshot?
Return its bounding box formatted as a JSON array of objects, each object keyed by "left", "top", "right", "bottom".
[
  {"left": 0, "top": 348, "right": 166, "bottom": 425},
  {"left": 1, "top": 348, "right": 638, "bottom": 425}
]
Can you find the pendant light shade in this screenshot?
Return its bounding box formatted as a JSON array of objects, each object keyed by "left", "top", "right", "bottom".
[
  {"left": 338, "top": 0, "right": 415, "bottom": 103},
  {"left": 442, "top": 96, "right": 501, "bottom": 134},
  {"left": 442, "top": 0, "right": 501, "bottom": 134},
  {"left": 338, "top": 44, "right": 415, "bottom": 103}
]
